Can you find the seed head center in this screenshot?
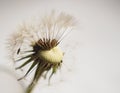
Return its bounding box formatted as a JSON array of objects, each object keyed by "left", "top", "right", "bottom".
[{"left": 38, "top": 46, "right": 63, "bottom": 63}]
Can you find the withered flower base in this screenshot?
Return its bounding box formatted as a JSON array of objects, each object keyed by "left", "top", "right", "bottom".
[
  {"left": 7, "top": 11, "right": 76, "bottom": 93},
  {"left": 16, "top": 39, "right": 63, "bottom": 93}
]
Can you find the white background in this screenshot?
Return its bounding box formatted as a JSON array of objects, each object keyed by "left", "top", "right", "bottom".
[{"left": 0, "top": 0, "right": 120, "bottom": 93}]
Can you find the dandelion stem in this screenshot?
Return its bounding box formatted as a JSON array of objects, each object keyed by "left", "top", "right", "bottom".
[
  {"left": 26, "top": 61, "right": 46, "bottom": 93},
  {"left": 26, "top": 81, "right": 37, "bottom": 93}
]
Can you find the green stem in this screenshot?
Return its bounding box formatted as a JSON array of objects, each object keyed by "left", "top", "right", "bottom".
[
  {"left": 26, "top": 62, "right": 46, "bottom": 93},
  {"left": 26, "top": 81, "right": 37, "bottom": 93}
]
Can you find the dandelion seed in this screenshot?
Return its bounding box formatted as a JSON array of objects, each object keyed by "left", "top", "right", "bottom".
[{"left": 7, "top": 11, "right": 76, "bottom": 93}]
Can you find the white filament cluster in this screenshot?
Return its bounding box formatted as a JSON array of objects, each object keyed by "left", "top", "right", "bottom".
[{"left": 7, "top": 11, "right": 76, "bottom": 60}]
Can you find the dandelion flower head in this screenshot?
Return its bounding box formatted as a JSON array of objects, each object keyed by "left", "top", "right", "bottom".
[{"left": 7, "top": 11, "right": 76, "bottom": 93}]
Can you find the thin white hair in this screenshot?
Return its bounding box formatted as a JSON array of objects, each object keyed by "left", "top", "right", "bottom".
[{"left": 7, "top": 11, "right": 76, "bottom": 60}]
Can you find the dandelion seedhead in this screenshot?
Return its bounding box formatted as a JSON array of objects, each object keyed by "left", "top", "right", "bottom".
[{"left": 7, "top": 11, "right": 76, "bottom": 93}]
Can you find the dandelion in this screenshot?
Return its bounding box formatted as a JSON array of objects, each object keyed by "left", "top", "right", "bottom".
[{"left": 7, "top": 11, "right": 76, "bottom": 93}]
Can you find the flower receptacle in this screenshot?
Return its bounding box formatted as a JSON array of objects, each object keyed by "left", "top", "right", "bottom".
[{"left": 38, "top": 46, "right": 63, "bottom": 63}]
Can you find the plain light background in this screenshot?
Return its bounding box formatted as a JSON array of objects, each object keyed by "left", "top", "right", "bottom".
[{"left": 0, "top": 0, "right": 120, "bottom": 93}]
